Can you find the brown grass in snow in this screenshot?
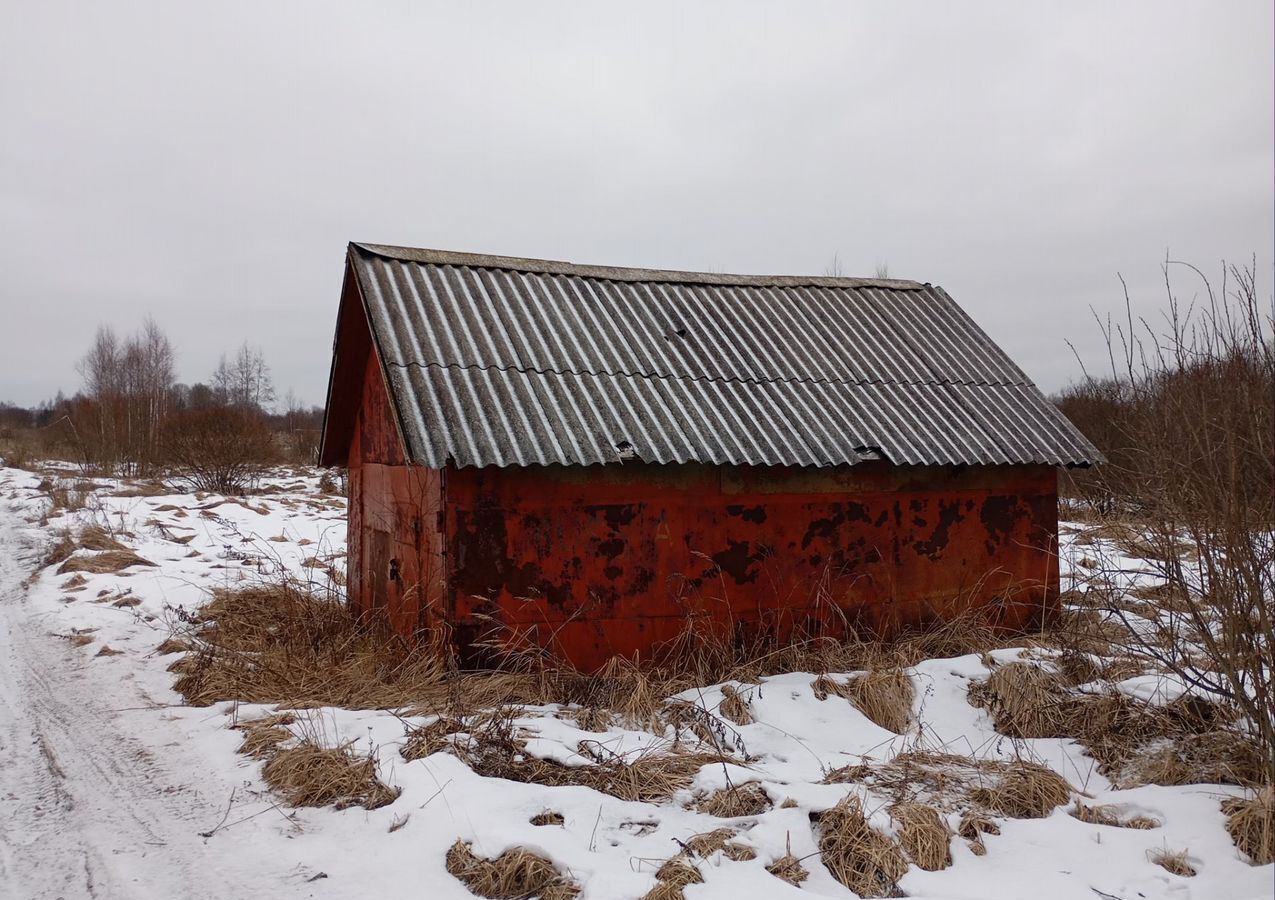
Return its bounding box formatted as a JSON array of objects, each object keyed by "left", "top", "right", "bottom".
[
  {"left": 693, "top": 781, "right": 771, "bottom": 818},
  {"left": 642, "top": 856, "right": 702, "bottom": 900},
  {"left": 817, "top": 795, "right": 908, "bottom": 899},
  {"left": 717, "top": 685, "right": 752, "bottom": 725},
  {"left": 446, "top": 841, "right": 580, "bottom": 900},
  {"left": 57, "top": 549, "right": 155, "bottom": 575},
  {"left": 682, "top": 827, "right": 755, "bottom": 861},
  {"left": 530, "top": 811, "right": 564, "bottom": 826},
  {"left": 235, "top": 713, "right": 297, "bottom": 759},
  {"left": 1069, "top": 800, "right": 1159, "bottom": 829},
  {"left": 891, "top": 801, "right": 952, "bottom": 870},
  {"left": 765, "top": 854, "right": 808, "bottom": 884},
  {"left": 261, "top": 740, "right": 399, "bottom": 810},
  {"left": 844, "top": 669, "right": 914, "bottom": 734},
  {"left": 1149, "top": 847, "right": 1196, "bottom": 877},
  {"left": 855, "top": 751, "right": 1072, "bottom": 820},
  {"left": 1223, "top": 787, "right": 1275, "bottom": 865}
]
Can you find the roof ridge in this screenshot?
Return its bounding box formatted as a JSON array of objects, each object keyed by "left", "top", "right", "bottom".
[
  {"left": 351, "top": 242, "right": 930, "bottom": 291},
  {"left": 381, "top": 358, "right": 1026, "bottom": 391}
]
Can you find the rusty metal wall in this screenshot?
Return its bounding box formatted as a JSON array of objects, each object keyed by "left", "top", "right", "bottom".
[
  {"left": 347, "top": 350, "right": 445, "bottom": 637},
  {"left": 444, "top": 462, "right": 1059, "bottom": 670}
]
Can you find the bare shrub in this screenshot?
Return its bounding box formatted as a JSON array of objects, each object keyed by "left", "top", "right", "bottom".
[
  {"left": 817, "top": 795, "right": 908, "bottom": 898},
  {"left": 1063, "top": 259, "right": 1274, "bottom": 784},
  {"left": 164, "top": 406, "right": 275, "bottom": 494},
  {"left": 445, "top": 841, "right": 579, "bottom": 900},
  {"left": 261, "top": 740, "right": 399, "bottom": 810}
]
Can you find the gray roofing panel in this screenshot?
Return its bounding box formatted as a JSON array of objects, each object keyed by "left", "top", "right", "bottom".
[{"left": 354, "top": 244, "right": 1099, "bottom": 469}]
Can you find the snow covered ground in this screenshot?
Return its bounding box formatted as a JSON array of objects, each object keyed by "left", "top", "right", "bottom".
[{"left": 0, "top": 464, "right": 1269, "bottom": 900}]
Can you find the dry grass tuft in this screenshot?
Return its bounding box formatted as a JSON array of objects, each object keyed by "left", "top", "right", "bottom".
[
  {"left": 968, "top": 661, "right": 1070, "bottom": 738},
  {"left": 447, "top": 707, "right": 733, "bottom": 804},
  {"left": 77, "top": 525, "right": 125, "bottom": 552},
  {"left": 42, "top": 530, "right": 78, "bottom": 568},
  {"left": 718, "top": 685, "right": 753, "bottom": 725},
  {"left": 261, "top": 740, "right": 399, "bottom": 810},
  {"left": 823, "top": 764, "right": 871, "bottom": 784},
  {"left": 1223, "top": 787, "right": 1275, "bottom": 865},
  {"left": 1069, "top": 800, "right": 1159, "bottom": 829},
  {"left": 970, "top": 761, "right": 1071, "bottom": 819},
  {"left": 401, "top": 716, "right": 464, "bottom": 761},
  {"left": 766, "top": 854, "right": 809, "bottom": 884},
  {"left": 818, "top": 795, "right": 908, "bottom": 899},
  {"left": 970, "top": 664, "right": 1259, "bottom": 788},
  {"left": 844, "top": 669, "right": 914, "bottom": 733},
  {"left": 155, "top": 637, "right": 190, "bottom": 655},
  {"left": 95, "top": 645, "right": 123, "bottom": 657},
  {"left": 682, "top": 827, "right": 755, "bottom": 861},
  {"left": 892, "top": 801, "right": 952, "bottom": 870},
  {"left": 812, "top": 673, "right": 855, "bottom": 702},
  {"left": 1149, "top": 847, "right": 1196, "bottom": 877},
  {"left": 57, "top": 550, "right": 155, "bottom": 575},
  {"left": 446, "top": 841, "right": 580, "bottom": 900},
  {"left": 61, "top": 573, "right": 89, "bottom": 592},
  {"left": 530, "top": 811, "right": 565, "bottom": 826},
  {"left": 957, "top": 811, "right": 1000, "bottom": 839},
  {"left": 564, "top": 705, "right": 614, "bottom": 733},
  {"left": 170, "top": 582, "right": 446, "bottom": 708},
  {"left": 235, "top": 714, "right": 296, "bottom": 759},
  {"left": 694, "top": 781, "right": 772, "bottom": 818},
  {"left": 641, "top": 856, "right": 702, "bottom": 900},
  {"left": 112, "top": 594, "right": 141, "bottom": 608}
]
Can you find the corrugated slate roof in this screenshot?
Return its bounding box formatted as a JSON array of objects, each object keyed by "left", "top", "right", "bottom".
[{"left": 346, "top": 242, "right": 1100, "bottom": 469}]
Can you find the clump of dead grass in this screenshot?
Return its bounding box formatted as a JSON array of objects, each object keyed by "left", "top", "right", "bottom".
[
  {"left": 530, "top": 811, "right": 565, "bottom": 826},
  {"left": 1149, "top": 847, "right": 1196, "bottom": 877},
  {"left": 1069, "top": 800, "right": 1158, "bottom": 829},
  {"left": 694, "top": 781, "right": 771, "bottom": 818},
  {"left": 823, "top": 763, "right": 871, "bottom": 784},
  {"left": 892, "top": 801, "right": 952, "bottom": 870},
  {"left": 766, "top": 854, "right": 808, "bottom": 884},
  {"left": 448, "top": 706, "right": 733, "bottom": 804},
  {"left": 446, "top": 841, "right": 579, "bottom": 900},
  {"left": 401, "top": 716, "right": 464, "bottom": 761},
  {"left": 844, "top": 669, "right": 914, "bottom": 734},
  {"left": 854, "top": 751, "right": 1072, "bottom": 820},
  {"left": 682, "top": 827, "right": 755, "bottom": 861},
  {"left": 235, "top": 713, "right": 296, "bottom": 759},
  {"left": 1223, "top": 787, "right": 1275, "bottom": 865},
  {"left": 57, "top": 549, "right": 155, "bottom": 575},
  {"left": 170, "top": 582, "right": 446, "bottom": 708},
  {"left": 817, "top": 795, "right": 908, "bottom": 899},
  {"left": 155, "top": 637, "right": 190, "bottom": 655},
  {"left": 970, "top": 661, "right": 1260, "bottom": 788},
  {"left": 640, "top": 855, "right": 702, "bottom": 900},
  {"left": 970, "top": 761, "right": 1071, "bottom": 819},
  {"left": 77, "top": 525, "right": 125, "bottom": 552},
  {"left": 261, "top": 740, "right": 399, "bottom": 810},
  {"left": 957, "top": 811, "right": 999, "bottom": 855},
  {"left": 718, "top": 685, "right": 753, "bottom": 725}
]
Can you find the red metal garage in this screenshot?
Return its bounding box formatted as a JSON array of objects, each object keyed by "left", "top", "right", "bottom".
[{"left": 320, "top": 244, "right": 1099, "bottom": 670}]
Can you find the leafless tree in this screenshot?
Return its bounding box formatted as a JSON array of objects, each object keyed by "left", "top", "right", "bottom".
[{"left": 213, "top": 342, "right": 276, "bottom": 412}]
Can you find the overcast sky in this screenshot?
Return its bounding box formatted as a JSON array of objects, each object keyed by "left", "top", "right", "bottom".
[{"left": 1, "top": 2, "right": 1271, "bottom": 408}]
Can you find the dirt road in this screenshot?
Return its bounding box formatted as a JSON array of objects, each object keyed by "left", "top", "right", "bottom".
[{"left": 0, "top": 492, "right": 303, "bottom": 900}]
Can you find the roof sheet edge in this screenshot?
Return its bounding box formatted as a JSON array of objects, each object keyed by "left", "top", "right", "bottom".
[{"left": 351, "top": 242, "right": 929, "bottom": 290}]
